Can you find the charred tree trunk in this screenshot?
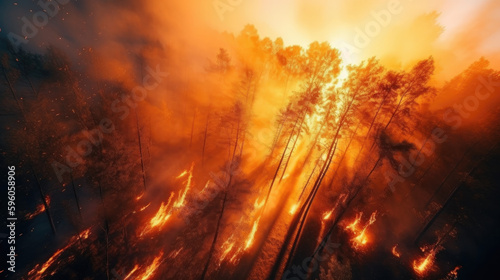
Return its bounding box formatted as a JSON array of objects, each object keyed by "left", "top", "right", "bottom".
[
  {"left": 354, "top": 92, "right": 388, "bottom": 165},
  {"left": 200, "top": 112, "right": 242, "bottom": 279},
  {"left": 70, "top": 172, "right": 82, "bottom": 218},
  {"left": 264, "top": 117, "right": 300, "bottom": 208},
  {"left": 135, "top": 111, "right": 147, "bottom": 190},
  {"left": 32, "top": 165, "right": 57, "bottom": 234},
  {"left": 328, "top": 121, "right": 362, "bottom": 186},
  {"left": 414, "top": 143, "right": 495, "bottom": 244},
  {"left": 279, "top": 113, "right": 306, "bottom": 183}
]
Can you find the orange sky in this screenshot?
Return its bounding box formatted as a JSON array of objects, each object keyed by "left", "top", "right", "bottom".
[{"left": 205, "top": 0, "right": 500, "bottom": 81}]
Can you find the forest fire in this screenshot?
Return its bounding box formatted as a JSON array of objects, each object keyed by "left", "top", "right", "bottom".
[
  {"left": 140, "top": 193, "right": 174, "bottom": 236},
  {"left": 173, "top": 165, "right": 194, "bottom": 208},
  {"left": 220, "top": 237, "right": 236, "bottom": 263},
  {"left": 140, "top": 165, "right": 195, "bottom": 236},
  {"left": 3, "top": 1, "right": 500, "bottom": 279}
]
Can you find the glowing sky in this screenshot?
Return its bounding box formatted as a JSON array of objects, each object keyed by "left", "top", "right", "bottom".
[{"left": 209, "top": 0, "right": 499, "bottom": 77}]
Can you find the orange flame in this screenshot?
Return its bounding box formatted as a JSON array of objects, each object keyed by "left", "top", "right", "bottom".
[
  {"left": 413, "top": 253, "right": 434, "bottom": 275},
  {"left": 412, "top": 247, "right": 438, "bottom": 276},
  {"left": 124, "top": 265, "right": 140, "bottom": 280},
  {"left": 322, "top": 209, "right": 333, "bottom": 221},
  {"left": 25, "top": 196, "right": 51, "bottom": 220},
  {"left": 392, "top": 245, "right": 401, "bottom": 258},
  {"left": 176, "top": 170, "right": 188, "bottom": 178},
  {"left": 253, "top": 197, "right": 265, "bottom": 210},
  {"left": 139, "top": 203, "right": 151, "bottom": 212},
  {"left": 135, "top": 252, "right": 163, "bottom": 280},
  {"left": 173, "top": 164, "right": 194, "bottom": 208},
  {"left": 220, "top": 238, "right": 236, "bottom": 263},
  {"left": 140, "top": 163, "right": 195, "bottom": 237},
  {"left": 28, "top": 228, "right": 91, "bottom": 279},
  {"left": 449, "top": 266, "right": 461, "bottom": 277},
  {"left": 346, "top": 211, "right": 377, "bottom": 249},
  {"left": 244, "top": 216, "right": 261, "bottom": 250},
  {"left": 168, "top": 247, "right": 183, "bottom": 258},
  {"left": 345, "top": 212, "right": 363, "bottom": 233},
  {"left": 141, "top": 193, "right": 174, "bottom": 236},
  {"left": 289, "top": 203, "right": 299, "bottom": 215}
]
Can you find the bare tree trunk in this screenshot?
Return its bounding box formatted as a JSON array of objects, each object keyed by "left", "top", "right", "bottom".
[
  {"left": 199, "top": 175, "right": 232, "bottom": 280},
  {"left": 31, "top": 165, "right": 57, "bottom": 234},
  {"left": 200, "top": 122, "right": 241, "bottom": 280},
  {"left": 353, "top": 93, "right": 388, "bottom": 165},
  {"left": 422, "top": 147, "right": 471, "bottom": 210},
  {"left": 328, "top": 121, "right": 362, "bottom": 186},
  {"left": 415, "top": 142, "right": 494, "bottom": 244},
  {"left": 1, "top": 62, "right": 27, "bottom": 124},
  {"left": 404, "top": 156, "right": 438, "bottom": 200},
  {"left": 279, "top": 114, "right": 305, "bottom": 183},
  {"left": 70, "top": 172, "right": 82, "bottom": 218},
  {"left": 264, "top": 117, "right": 300, "bottom": 208},
  {"left": 135, "top": 110, "right": 147, "bottom": 190},
  {"left": 281, "top": 102, "right": 356, "bottom": 272}
]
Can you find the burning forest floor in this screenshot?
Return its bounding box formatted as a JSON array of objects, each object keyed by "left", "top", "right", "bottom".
[{"left": 1, "top": 7, "right": 500, "bottom": 280}]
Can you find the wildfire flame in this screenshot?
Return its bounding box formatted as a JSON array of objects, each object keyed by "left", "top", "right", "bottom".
[
  {"left": 173, "top": 164, "right": 194, "bottom": 208},
  {"left": 253, "top": 197, "right": 265, "bottom": 210},
  {"left": 448, "top": 266, "right": 461, "bottom": 278},
  {"left": 134, "top": 251, "right": 163, "bottom": 280},
  {"left": 140, "top": 163, "right": 195, "bottom": 237},
  {"left": 176, "top": 170, "right": 188, "bottom": 178},
  {"left": 289, "top": 203, "right": 299, "bottom": 215},
  {"left": 168, "top": 248, "right": 183, "bottom": 258},
  {"left": 28, "top": 228, "right": 91, "bottom": 279},
  {"left": 412, "top": 247, "right": 438, "bottom": 276},
  {"left": 392, "top": 244, "right": 401, "bottom": 258},
  {"left": 244, "top": 216, "right": 261, "bottom": 250},
  {"left": 220, "top": 238, "right": 236, "bottom": 263},
  {"left": 345, "top": 212, "right": 363, "bottom": 233},
  {"left": 140, "top": 193, "right": 174, "bottom": 236},
  {"left": 139, "top": 203, "right": 151, "bottom": 212},
  {"left": 323, "top": 209, "right": 333, "bottom": 220},
  {"left": 345, "top": 211, "right": 377, "bottom": 249},
  {"left": 124, "top": 265, "right": 139, "bottom": 280},
  {"left": 25, "top": 196, "right": 51, "bottom": 220}
]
